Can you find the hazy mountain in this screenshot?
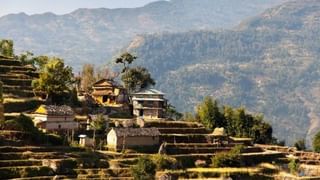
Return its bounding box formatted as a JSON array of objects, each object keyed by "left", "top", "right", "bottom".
[
  {"left": 0, "top": 0, "right": 287, "bottom": 70},
  {"left": 127, "top": 0, "right": 320, "bottom": 146}
]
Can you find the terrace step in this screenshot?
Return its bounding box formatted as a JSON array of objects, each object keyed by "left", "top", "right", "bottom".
[
  {"left": 0, "top": 166, "right": 55, "bottom": 179},
  {"left": 0, "top": 146, "right": 84, "bottom": 153},
  {"left": 3, "top": 85, "right": 34, "bottom": 91},
  {"left": 159, "top": 134, "right": 210, "bottom": 143},
  {"left": 158, "top": 127, "right": 209, "bottom": 134},
  {"left": 0, "top": 78, "right": 32, "bottom": 86},
  {"left": 0, "top": 74, "right": 31, "bottom": 79},
  {"left": 75, "top": 168, "right": 131, "bottom": 177},
  {"left": 0, "top": 59, "right": 22, "bottom": 66},
  {"left": 144, "top": 120, "right": 204, "bottom": 128},
  {"left": 11, "top": 175, "right": 77, "bottom": 180},
  {"left": 9, "top": 70, "right": 39, "bottom": 78},
  {"left": 0, "top": 65, "right": 35, "bottom": 73},
  {"left": 0, "top": 159, "right": 42, "bottom": 167},
  {"left": 3, "top": 89, "right": 35, "bottom": 98},
  {"left": 166, "top": 146, "right": 263, "bottom": 155},
  {"left": 0, "top": 152, "right": 69, "bottom": 160}
]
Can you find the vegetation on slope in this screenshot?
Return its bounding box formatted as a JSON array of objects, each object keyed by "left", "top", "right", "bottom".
[
  {"left": 0, "top": 0, "right": 286, "bottom": 69},
  {"left": 128, "top": 0, "right": 320, "bottom": 145}
]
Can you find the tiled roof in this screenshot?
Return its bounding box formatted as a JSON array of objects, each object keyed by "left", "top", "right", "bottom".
[
  {"left": 132, "top": 88, "right": 164, "bottom": 95},
  {"left": 112, "top": 128, "right": 160, "bottom": 137},
  {"left": 35, "top": 105, "right": 74, "bottom": 116}
]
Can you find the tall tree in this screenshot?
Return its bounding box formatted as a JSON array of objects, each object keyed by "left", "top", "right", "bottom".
[
  {"left": 166, "top": 103, "right": 183, "bottom": 120},
  {"left": 32, "top": 57, "right": 74, "bottom": 103},
  {"left": 121, "top": 66, "right": 155, "bottom": 92},
  {"left": 115, "top": 52, "right": 137, "bottom": 73},
  {"left": 196, "top": 96, "right": 224, "bottom": 130},
  {"left": 313, "top": 131, "right": 320, "bottom": 152},
  {"left": 0, "top": 40, "right": 13, "bottom": 57},
  {"left": 81, "top": 64, "right": 96, "bottom": 92},
  {"left": 18, "top": 53, "right": 49, "bottom": 69}
]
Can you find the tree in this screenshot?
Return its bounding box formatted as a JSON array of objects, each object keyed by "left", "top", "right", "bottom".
[
  {"left": 95, "top": 66, "right": 117, "bottom": 80},
  {"left": 115, "top": 52, "right": 137, "bottom": 73},
  {"left": 165, "top": 103, "right": 183, "bottom": 120},
  {"left": 0, "top": 40, "right": 13, "bottom": 57},
  {"left": 32, "top": 57, "right": 74, "bottom": 103},
  {"left": 121, "top": 66, "right": 155, "bottom": 92},
  {"left": 131, "top": 156, "right": 156, "bottom": 180},
  {"left": 80, "top": 64, "right": 96, "bottom": 92},
  {"left": 294, "top": 139, "right": 306, "bottom": 151},
  {"left": 90, "top": 114, "right": 107, "bottom": 148},
  {"left": 313, "top": 131, "right": 320, "bottom": 152},
  {"left": 196, "top": 96, "right": 224, "bottom": 130},
  {"left": 18, "top": 53, "right": 49, "bottom": 69}
]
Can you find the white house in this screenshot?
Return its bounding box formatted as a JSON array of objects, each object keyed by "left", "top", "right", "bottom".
[
  {"left": 33, "top": 105, "right": 78, "bottom": 132},
  {"left": 107, "top": 128, "right": 160, "bottom": 151},
  {"left": 131, "top": 89, "right": 167, "bottom": 119}
]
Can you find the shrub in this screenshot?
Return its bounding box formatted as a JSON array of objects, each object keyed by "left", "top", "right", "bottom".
[
  {"left": 211, "top": 145, "right": 244, "bottom": 168},
  {"left": 288, "top": 158, "right": 299, "bottom": 175},
  {"left": 294, "top": 139, "right": 306, "bottom": 151},
  {"left": 131, "top": 156, "right": 156, "bottom": 180},
  {"left": 313, "top": 131, "right": 320, "bottom": 152},
  {"left": 151, "top": 154, "right": 177, "bottom": 170}
]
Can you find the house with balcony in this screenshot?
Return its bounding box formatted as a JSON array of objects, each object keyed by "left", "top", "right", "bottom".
[
  {"left": 91, "top": 79, "right": 129, "bottom": 109},
  {"left": 131, "top": 89, "right": 167, "bottom": 119}
]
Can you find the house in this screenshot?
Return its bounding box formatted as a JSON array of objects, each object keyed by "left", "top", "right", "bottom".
[
  {"left": 78, "top": 134, "right": 94, "bottom": 147},
  {"left": 91, "top": 79, "right": 129, "bottom": 108},
  {"left": 107, "top": 128, "right": 160, "bottom": 151},
  {"left": 209, "top": 127, "right": 229, "bottom": 145},
  {"left": 33, "top": 105, "right": 78, "bottom": 132},
  {"left": 131, "top": 89, "right": 167, "bottom": 119}
]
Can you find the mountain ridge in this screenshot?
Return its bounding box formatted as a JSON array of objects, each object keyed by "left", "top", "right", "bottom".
[{"left": 0, "top": 0, "right": 287, "bottom": 70}]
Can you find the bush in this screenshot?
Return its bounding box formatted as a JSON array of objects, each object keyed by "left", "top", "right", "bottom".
[
  {"left": 131, "top": 156, "right": 156, "bottom": 180},
  {"left": 294, "top": 139, "right": 306, "bottom": 151},
  {"left": 288, "top": 158, "right": 299, "bottom": 175},
  {"left": 211, "top": 145, "right": 244, "bottom": 168},
  {"left": 151, "top": 154, "right": 177, "bottom": 170},
  {"left": 313, "top": 131, "right": 320, "bottom": 152}
]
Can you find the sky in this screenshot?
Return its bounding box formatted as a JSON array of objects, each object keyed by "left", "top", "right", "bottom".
[{"left": 0, "top": 0, "right": 159, "bottom": 17}]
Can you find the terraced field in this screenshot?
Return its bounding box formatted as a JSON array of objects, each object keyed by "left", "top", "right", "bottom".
[
  {"left": 0, "top": 57, "right": 44, "bottom": 113},
  {"left": 0, "top": 145, "right": 134, "bottom": 180}
]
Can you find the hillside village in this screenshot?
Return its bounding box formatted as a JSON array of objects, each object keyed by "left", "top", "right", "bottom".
[{"left": 1, "top": 40, "right": 320, "bottom": 180}]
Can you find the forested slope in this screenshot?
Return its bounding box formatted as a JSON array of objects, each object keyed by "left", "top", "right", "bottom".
[
  {"left": 0, "top": 0, "right": 286, "bottom": 69},
  {"left": 128, "top": 0, "right": 320, "bottom": 145}
]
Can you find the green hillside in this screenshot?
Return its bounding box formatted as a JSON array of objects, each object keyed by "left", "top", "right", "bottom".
[
  {"left": 0, "top": 0, "right": 286, "bottom": 70},
  {"left": 127, "top": 0, "right": 320, "bottom": 146}
]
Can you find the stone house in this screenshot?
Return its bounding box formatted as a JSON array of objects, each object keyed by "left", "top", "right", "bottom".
[
  {"left": 107, "top": 128, "right": 160, "bottom": 151},
  {"left": 131, "top": 89, "right": 167, "bottom": 119},
  {"left": 33, "top": 105, "right": 78, "bottom": 132},
  {"left": 91, "top": 79, "right": 129, "bottom": 108}
]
